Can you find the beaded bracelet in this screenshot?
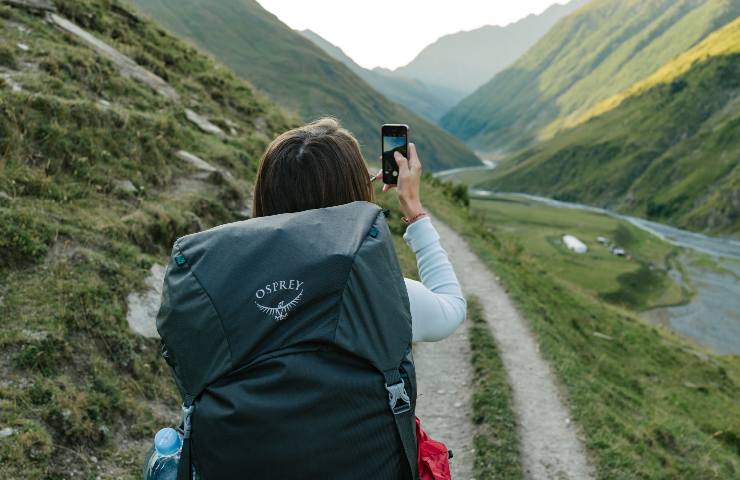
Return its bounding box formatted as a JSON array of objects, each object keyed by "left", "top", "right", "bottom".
[{"left": 402, "top": 211, "right": 427, "bottom": 225}]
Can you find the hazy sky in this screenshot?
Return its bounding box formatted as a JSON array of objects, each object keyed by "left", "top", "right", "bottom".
[{"left": 258, "top": 0, "right": 567, "bottom": 70}]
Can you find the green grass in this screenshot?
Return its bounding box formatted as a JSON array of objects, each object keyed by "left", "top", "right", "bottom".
[
  {"left": 468, "top": 297, "right": 523, "bottom": 480},
  {"left": 128, "top": 0, "right": 481, "bottom": 172},
  {"left": 0, "top": 1, "right": 294, "bottom": 477},
  {"left": 442, "top": 0, "right": 739, "bottom": 153},
  {"left": 420, "top": 184, "right": 740, "bottom": 479},
  {"left": 471, "top": 195, "right": 686, "bottom": 311}
]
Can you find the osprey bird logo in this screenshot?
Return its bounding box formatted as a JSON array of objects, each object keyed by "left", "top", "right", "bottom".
[{"left": 255, "top": 290, "right": 303, "bottom": 322}]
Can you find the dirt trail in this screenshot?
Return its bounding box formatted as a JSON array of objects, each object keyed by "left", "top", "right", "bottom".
[
  {"left": 414, "top": 318, "right": 475, "bottom": 479},
  {"left": 418, "top": 215, "right": 594, "bottom": 480}
]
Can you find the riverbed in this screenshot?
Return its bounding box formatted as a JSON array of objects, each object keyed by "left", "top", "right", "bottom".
[{"left": 436, "top": 165, "right": 740, "bottom": 355}]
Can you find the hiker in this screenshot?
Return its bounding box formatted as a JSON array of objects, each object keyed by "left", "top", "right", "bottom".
[{"left": 155, "top": 118, "right": 465, "bottom": 479}]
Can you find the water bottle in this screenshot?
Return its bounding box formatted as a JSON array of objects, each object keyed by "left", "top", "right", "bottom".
[{"left": 143, "top": 428, "right": 183, "bottom": 480}]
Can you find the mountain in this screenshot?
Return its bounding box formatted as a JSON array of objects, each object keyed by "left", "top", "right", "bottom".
[
  {"left": 480, "top": 18, "right": 740, "bottom": 235},
  {"left": 300, "top": 29, "right": 459, "bottom": 123},
  {"left": 130, "top": 0, "right": 481, "bottom": 171},
  {"left": 392, "top": 0, "right": 588, "bottom": 96},
  {"left": 0, "top": 0, "right": 300, "bottom": 477},
  {"left": 442, "top": 0, "right": 740, "bottom": 154}
]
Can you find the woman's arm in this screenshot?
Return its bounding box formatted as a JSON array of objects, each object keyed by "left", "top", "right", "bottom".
[
  {"left": 404, "top": 216, "right": 466, "bottom": 342},
  {"left": 375, "top": 142, "right": 466, "bottom": 341}
]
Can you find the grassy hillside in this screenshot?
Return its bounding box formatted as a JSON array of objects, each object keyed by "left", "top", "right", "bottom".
[
  {"left": 300, "top": 29, "right": 456, "bottom": 123},
  {"left": 393, "top": 0, "right": 588, "bottom": 96},
  {"left": 129, "top": 0, "right": 481, "bottom": 172},
  {"left": 2, "top": 2, "right": 738, "bottom": 479},
  {"left": 420, "top": 182, "right": 740, "bottom": 479},
  {"left": 478, "top": 19, "right": 740, "bottom": 235},
  {"left": 554, "top": 14, "right": 740, "bottom": 131},
  {"left": 0, "top": 0, "right": 297, "bottom": 477},
  {"left": 442, "top": 0, "right": 740, "bottom": 154}
]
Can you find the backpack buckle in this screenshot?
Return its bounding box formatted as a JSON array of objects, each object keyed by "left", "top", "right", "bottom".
[{"left": 385, "top": 379, "right": 411, "bottom": 415}]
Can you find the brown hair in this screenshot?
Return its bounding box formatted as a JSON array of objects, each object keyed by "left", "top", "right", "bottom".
[{"left": 252, "top": 118, "right": 374, "bottom": 217}]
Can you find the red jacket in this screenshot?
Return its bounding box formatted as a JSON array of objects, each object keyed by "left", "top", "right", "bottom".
[{"left": 416, "top": 417, "right": 452, "bottom": 480}]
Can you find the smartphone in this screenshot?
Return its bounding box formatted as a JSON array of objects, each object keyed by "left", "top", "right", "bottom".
[{"left": 381, "top": 124, "right": 408, "bottom": 184}]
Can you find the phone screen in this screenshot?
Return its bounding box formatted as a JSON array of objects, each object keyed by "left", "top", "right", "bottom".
[{"left": 382, "top": 125, "right": 408, "bottom": 184}]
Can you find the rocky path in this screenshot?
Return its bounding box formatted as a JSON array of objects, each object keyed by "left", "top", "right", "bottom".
[
  {"left": 414, "top": 317, "right": 475, "bottom": 480},
  {"left": 415, "top": 215, "right": 594, "bottom": 480}
]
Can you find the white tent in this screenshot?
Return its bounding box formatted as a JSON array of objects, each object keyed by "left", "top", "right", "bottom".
[{"left": 563, "top": 235, "right": 588, "bottom": 253}]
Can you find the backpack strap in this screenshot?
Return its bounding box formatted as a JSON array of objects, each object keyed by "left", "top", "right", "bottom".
[
  {"left": 176, "top": 396, "right": 195, "bottom": 480},
  {"left": 383, "top": 368, "right": 418, "bottom": 479}
]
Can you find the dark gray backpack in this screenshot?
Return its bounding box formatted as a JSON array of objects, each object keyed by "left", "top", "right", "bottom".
[{"left": 156, "top": 201, "right": 418, "bottom": 479}]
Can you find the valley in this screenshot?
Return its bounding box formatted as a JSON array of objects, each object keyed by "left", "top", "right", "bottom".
[
  {"left": 129, "top": 0, "right": 482, "bottom": 172},
  {"left": 1, "top": 0, "right": 738, "bottom": 478},
  {"left": 440, "top": 161, "right": 740, "bottom": 355},
  {"left": 421, "top": 180, "right": 740, "bottom": 479}
]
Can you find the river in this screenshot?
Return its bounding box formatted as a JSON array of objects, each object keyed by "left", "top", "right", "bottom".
[{"left": 435, "top": 165, "right": 740, "bottom": 355}]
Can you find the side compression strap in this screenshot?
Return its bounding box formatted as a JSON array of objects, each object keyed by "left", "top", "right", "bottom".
[
  {"left": 177, "top": 399, "right": 195, "bottom": 480},
  {"left": 383, "top": 368, "right": 419, "bottom": 480}
]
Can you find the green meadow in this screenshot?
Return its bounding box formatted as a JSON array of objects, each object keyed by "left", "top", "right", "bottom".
[{"left": 471, "top": 194, "right": 687, "bottom": 311}]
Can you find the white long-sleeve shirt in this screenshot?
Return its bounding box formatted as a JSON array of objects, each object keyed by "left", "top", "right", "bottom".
[{"left": 402, "top": 217, "right": 466, "bottom": 342}]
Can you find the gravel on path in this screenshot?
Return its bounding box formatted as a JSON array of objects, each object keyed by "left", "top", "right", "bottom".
[{"left": 423, "top": 215, "right": 594, "bottom": 480}]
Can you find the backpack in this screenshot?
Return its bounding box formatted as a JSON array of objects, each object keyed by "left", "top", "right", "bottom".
[{"left": 156, "top": 201, "right": 418, "bottom": 479}]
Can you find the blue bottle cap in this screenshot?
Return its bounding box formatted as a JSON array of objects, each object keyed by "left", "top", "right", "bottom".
[{"left": 154, "top": 428, "right": 182, "bottom": 456}]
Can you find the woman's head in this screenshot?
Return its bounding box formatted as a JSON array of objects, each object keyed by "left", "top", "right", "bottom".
[{"left": 252, "top": 118, "right": 373, "bottom": 217}]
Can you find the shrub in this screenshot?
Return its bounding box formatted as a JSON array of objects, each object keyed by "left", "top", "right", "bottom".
[
  {"left": 0, "top": 210, "right": 54, "bottom": 268},
  {"left": 0, "top": 45, "right": 17, "bottom": 69}
]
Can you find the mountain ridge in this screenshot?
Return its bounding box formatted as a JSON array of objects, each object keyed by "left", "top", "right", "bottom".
[
  {"left": 442, "top": 0, "right": 740, "bottom": 154},
  {"left": 392, "top": 0, "right": 588, "bottom": 96},
  {"left": 479, "top": 17, "right": 740, "bottom": 235},
  {"left": 130, "top": 0, "right": 481, "bottom": 171},
  {"left": 299, "top": 29, "right": 459, "bottom": 123}
]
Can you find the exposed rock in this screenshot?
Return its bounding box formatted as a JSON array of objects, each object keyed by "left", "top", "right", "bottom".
[
  {"left": 16, "top": 43, "right": 29, "bottom": 51},
  {"left": 126, "top": 264, "right": 165, "bottom": 339},
  {"left": 0, "top": 427, "right": 15, "bottom": 438},
  {"left": 0, "top": 72, "right": 23, "bottom": 92},
  {"left": 682, "top": 347, "right": 711, "bottom": 363},
  {"left": 20, "top": 329, "right": 48, "bottom": 342},
  {"left": 254, "top": 116, "right": 267, "bottom": 132},
  {"left": 46, "top": 13, "right": 179, "bottom": 101},
  {"left": 185, "top": 109, "right": 225, "bottom": 137},
  {"left": 112, "top": 178, "right": 137, "bottom": 193},
  {"left": 0, "top": 191, "right": 12, "bottom": 203},
  {"left": 224, "top": 118, "right": 239, "bottom": 135},
  {"left": 175, "top": 150, "right": 217, "bottom": 173},
  {"left": 1, "top": 0, "right": 55, "bottom": 13},
  {"left": 172, "top": 176, "right": 209, "bottom": 196},
  {"left": 592, "top": 331, "right": 614, "bottom": 341},
  {"left": 97, "top": 99, "right": 112, "bottom": 110}
]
